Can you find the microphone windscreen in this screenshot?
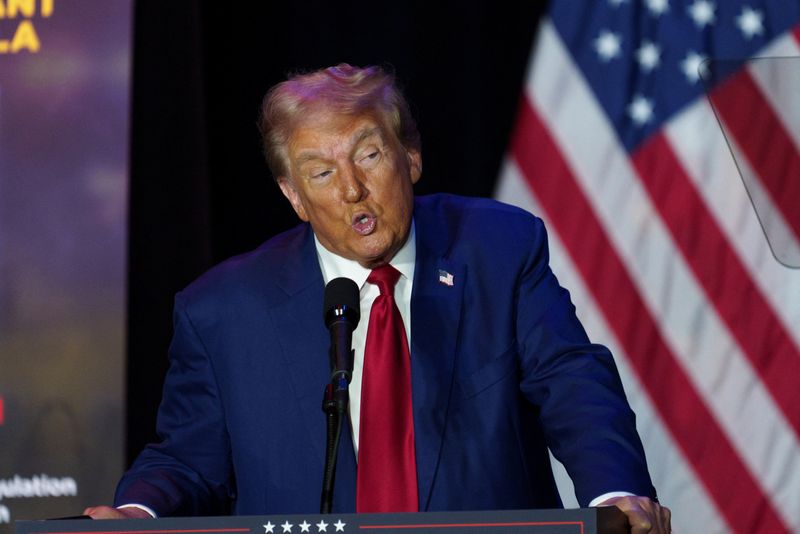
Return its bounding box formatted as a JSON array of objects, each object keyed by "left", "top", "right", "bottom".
[{"left": 323, "top": 277, "right": 361, "bottom": 328}]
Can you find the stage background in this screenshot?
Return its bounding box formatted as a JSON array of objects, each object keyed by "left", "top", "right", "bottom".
[{"left": 0, "top": 0, "right": 132, "bottom": 531}]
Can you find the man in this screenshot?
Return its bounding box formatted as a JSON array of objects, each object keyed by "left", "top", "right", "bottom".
[{"left": 86, "top": 64, "right": 670, "bottom": 532}]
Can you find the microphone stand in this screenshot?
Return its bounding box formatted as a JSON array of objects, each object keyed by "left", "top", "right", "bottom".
[{"left": 319, "top": 353, "right": 352, "bottom": 513}]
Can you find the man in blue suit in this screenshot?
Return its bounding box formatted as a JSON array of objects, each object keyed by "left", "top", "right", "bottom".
[{"left": 86, "top": 64, "right": 670, "bottom": 532}]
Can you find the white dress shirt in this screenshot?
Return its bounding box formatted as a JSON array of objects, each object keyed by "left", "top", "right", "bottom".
[{"left": 315, "top": 222, "right": 416, "bottom": 454}]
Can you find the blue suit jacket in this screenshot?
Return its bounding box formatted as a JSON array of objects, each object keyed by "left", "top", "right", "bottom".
[{"left": 115, "top": 194, "right": 655, "bottom": 516}]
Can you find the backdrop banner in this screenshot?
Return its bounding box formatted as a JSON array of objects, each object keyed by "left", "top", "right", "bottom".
[{"left": 0, "top": 1, "right": 132, "bottom": 531}]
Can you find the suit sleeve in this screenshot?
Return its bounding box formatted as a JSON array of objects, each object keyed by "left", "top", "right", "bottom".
[
  {"left": 114, "top": 293, "right": 234, "bottom": 516},
  {"left": 513, "top": 217, "right": 656, "bottom": 506}
]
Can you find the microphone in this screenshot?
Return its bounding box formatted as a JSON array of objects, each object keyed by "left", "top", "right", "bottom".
[
  {"left": 323, "top": 277, "right": 360, "bottom": 390},
  {"left": 320, "top": 278, "right": 360, "bottom": 514}
]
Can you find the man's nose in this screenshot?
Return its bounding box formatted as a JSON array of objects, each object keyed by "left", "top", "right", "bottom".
[{"left": 340, "top": 165, "right": 367, "bottom": 202}]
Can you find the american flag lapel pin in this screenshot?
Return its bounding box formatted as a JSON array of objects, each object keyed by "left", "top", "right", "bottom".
[{"left": 438, "top": 269, "right": 454, "bottom": 287}]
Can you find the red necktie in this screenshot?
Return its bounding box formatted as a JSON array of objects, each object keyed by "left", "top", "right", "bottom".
[{"left": 356, "top": 264, "right": 419, "bottom": 513}]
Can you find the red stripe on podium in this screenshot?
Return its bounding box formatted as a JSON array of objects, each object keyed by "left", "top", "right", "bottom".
[
  {"left": 360, "top": 520, "right": 584, "bottom": 530},
  {"left": 40, "top": 530, "right": 251, "bottom": 534}
]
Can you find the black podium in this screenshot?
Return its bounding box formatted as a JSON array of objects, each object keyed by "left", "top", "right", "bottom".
[{"left": 16, "top": 508, "right": 628, "bottom": 534}]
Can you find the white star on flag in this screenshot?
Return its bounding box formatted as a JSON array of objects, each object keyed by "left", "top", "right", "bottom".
[
  {"left": 263, "top": 523, "right": 275, "bottom": 534},
  {"left": 438, "top": 269, "right": 454, "bottom": 286},
  {"left": 737, "top": 6, "right": 765, "bottom": 39},
  {"left": 680, "top": 50, "right": 708, "bottom": 83},
  {"left": 315, "top": 520, "right": 328, "bottom": 533},
  {"left": 627, "top": 94, "right": 654, "bottom": 125},
  {"left": 333, "top": 520, "right": 346, "bottom": 532},
  {"left": 594, "top": 29, "right": 622, "bottom": 61},
  {"left": 636, "top": 41, "right": 661, "bottom": 72},
  {"left": 687, "top": 0, "right": 715, "bottom": 28},
  {"left": 281, "top": 521, "right": 293, "bottom": 533},
  {"left": 299, "top": 521, "right": 310, "bottom": 533},
  {"left": 646, "top": 0, "right": 669, "bottom": 16}
]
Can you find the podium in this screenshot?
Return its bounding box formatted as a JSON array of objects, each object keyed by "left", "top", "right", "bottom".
[{"left": 16, "top": 508, "right": 628, "bottom": 534}]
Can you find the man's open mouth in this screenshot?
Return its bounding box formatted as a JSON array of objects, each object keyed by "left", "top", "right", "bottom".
[{"left": 352, "top": 213, "right": 377, "bottom": 235}]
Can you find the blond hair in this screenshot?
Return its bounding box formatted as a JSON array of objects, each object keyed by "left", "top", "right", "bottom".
[{"left": 259, "top": 64, "right": 420, "bottom": 179}]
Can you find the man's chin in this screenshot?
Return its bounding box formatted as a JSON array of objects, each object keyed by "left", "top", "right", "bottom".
[
  {"left": 356, "top": 254, "right": 392, "bottom": 270},
  {"left": 349, "top": 236, "right": 398, "bottom": 269},
  {"left": 354, "top": 246, "right": 397, "bottom": 269}
]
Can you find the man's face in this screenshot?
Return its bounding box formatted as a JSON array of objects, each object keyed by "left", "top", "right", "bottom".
[{"left": 278, "top": 109, "right": 422, "bottom": 268}]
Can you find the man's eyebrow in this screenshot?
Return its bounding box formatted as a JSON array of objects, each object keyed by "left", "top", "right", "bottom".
[
  {"left": 293, "top": 126, "right": 385, "bottom": 166},
  {"left": 351, "top": 126, "right": 384, "bottom": 146},
  {"left": 294, "top": 151, "right": 324, "bottom": 166}
]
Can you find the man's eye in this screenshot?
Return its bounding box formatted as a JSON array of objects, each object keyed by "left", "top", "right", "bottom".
[
  {"left": 361, "top": 151, "right": 380, "bottom": 163},
  {"left": 313, "top": 170, "right": 333, "bottom": 179}
]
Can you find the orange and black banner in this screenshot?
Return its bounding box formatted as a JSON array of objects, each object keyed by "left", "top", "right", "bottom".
[{"left": 0, "top": 1, "right": 132, "bottom": 530}]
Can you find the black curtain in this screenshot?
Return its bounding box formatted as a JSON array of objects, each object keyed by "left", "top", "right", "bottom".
[{"left": 126, "top": 1, "right": 546, "bottom": 464}]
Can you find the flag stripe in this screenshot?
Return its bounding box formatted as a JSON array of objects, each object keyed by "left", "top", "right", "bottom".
[
  {"left": 664, "top": 97, "right": 800, "bottom": 355},
  {"left": 511, "top": 97, "right": 789, "bottom": 533},
  {"left": 663, "top": 101, "right": 800, "bottom": 529},
  {"left": 630, "top": 134, "right": 800, "bottom": 438},
  {"left": 750, "top": 28, "right": 800, "bottom": 152},
  {"left": 724, "top": 124, "right": 800, "bottom": 270},
  {"left": 708, "top": 70, "right": 800, "bottom": 239}
]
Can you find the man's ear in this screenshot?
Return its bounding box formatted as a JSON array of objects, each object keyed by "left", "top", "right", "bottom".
[
  {"left": 407, "top": 149, "right": 422, "bottom": 184},
  {"left": 277, "top": 177, "right": 309, "bottom": 221}
]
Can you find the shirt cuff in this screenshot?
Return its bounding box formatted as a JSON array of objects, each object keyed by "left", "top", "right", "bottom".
[
  {"left": 117, "top": 503, "right": 158, "bottom": 518},
  {"left": 588, "top": 491, "right": 636, "bottom": 507}
]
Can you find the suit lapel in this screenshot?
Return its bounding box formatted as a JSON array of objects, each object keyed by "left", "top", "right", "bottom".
[
  {"left": 268, "top": 225, "right": 357, "bottom": 510},
  {"left": 410, "top": 206, "right": 465, "bottom": 510}
]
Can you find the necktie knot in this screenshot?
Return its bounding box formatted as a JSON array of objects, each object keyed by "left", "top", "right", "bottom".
[{"left": 367, "top": 264, "right": 401, "bottom": 296}]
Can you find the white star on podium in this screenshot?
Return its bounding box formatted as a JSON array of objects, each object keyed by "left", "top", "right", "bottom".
[
  {"left": 299, "top": 521, "right": 311, "bottom": 533},
  {"left": 333, "top": 519, "right": 345, "bottom": 532},
  {"left": 263, "top": 522, "right": 275, "bottom": 533},
  {"left": 315, "top": 520, "right": 328, "bottom": 532},
  {"left": 281, "top": 521, "right": 293, "bottom": 533}
]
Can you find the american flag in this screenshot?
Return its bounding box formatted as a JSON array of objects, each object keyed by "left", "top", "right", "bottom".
[
  {"left": 495, "top": 1, "right": 800, "bottom": 533},
  {"left": 438, "top": 269, "right": 455, "bottom": 287}
]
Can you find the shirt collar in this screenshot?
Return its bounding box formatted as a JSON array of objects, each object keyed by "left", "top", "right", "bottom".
[{"left": 314, "top": 220, "right": 416, "bottom": 289}]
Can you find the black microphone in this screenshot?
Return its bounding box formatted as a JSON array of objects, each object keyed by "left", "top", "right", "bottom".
[
  {"left": 323, "top": 277, "right": 360, "bottom": 390},
  {"left": 320, "top": 278, "right": 359, "bottom": 514}
]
